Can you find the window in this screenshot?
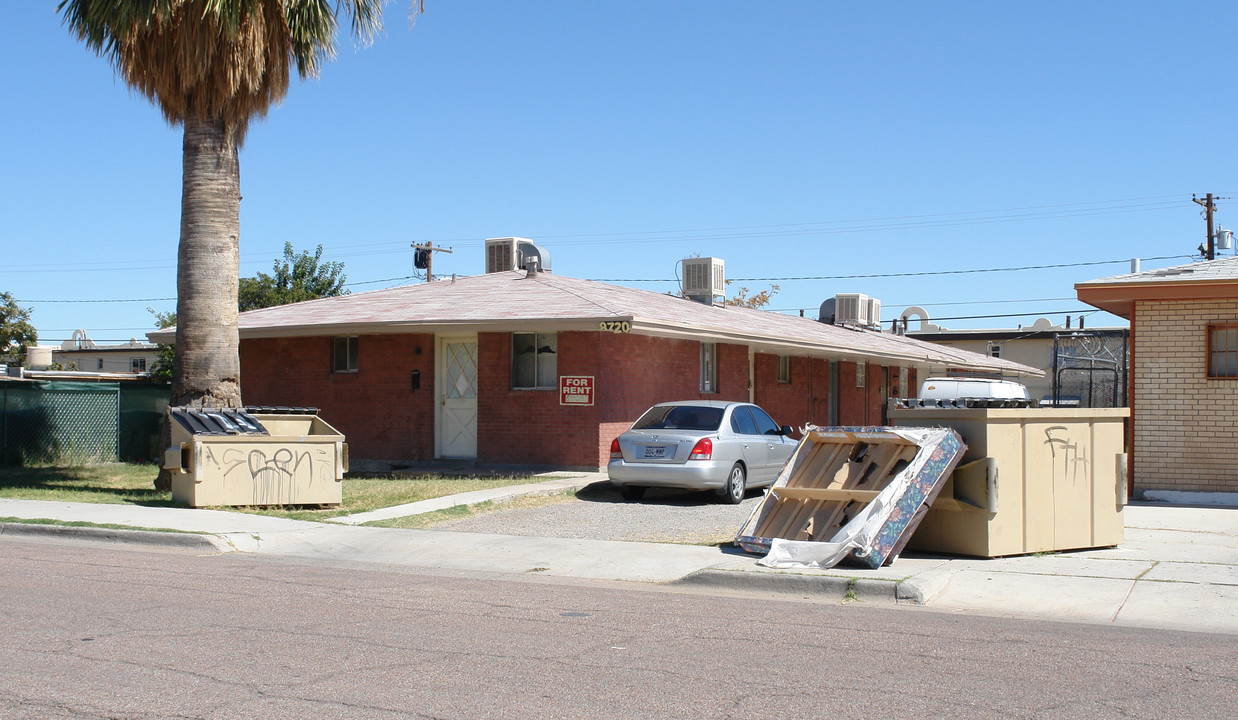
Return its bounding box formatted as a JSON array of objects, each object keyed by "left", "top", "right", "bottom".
[
  {"left": 989, "top": 344, "right": 1002, "bottom": 359},
  {"left": 856, "top": 361, "right": 866, "bottom": 388},
  {"left": 333, "top": 336, "right": 359, "bottom": 373},
  {"left": 1208, "top": 325, "right": 1238, "bottom": 378},
  {"left": 512, "top": 332, "right": 556, "bottom": 389},
  {"left": 700, "top": 343, "right": 717, "bottom": 393},
  {"left": 130, "top": 358, "right": 146, "bottom": 373},
  {"left": 730, "top": 406, "right": 759, "bottom": 435},
  {"left": 778, "top": 355, "right": 791, "bottom": 383},
  {"left": 97, "top": 358, "right": 104, "bottom": 371},
  {"left": 749, "top": 406, "right": 782, "bottom": 435}
]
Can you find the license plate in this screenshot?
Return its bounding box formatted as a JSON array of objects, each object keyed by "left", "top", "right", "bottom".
[{"left": 643, "top": 445, "right": 668, "bottom": 459}]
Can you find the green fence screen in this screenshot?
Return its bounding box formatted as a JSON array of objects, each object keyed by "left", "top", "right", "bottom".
[{"left": 1, "top": 380, "right": 169, "bottom": 466}]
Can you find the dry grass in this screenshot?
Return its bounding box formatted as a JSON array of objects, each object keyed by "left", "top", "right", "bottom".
[
  {"left": 226, "top": 474, "right": 553, "bottom": 521},
  {"left": 0, "top": 464, "right": 168, "bottom": 506},
  {"left": 365, "top": 491, "right": 579, "bottom": 529},
  {"left": 0, "top": 464, "right": 548, "bottom": 521}
]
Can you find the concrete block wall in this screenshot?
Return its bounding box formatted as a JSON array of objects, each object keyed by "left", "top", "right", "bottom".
[{"left": 1133, "top": 299, "right": 1238, "bottom": 493}]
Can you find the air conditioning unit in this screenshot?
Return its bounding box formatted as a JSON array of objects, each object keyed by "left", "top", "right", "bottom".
[
  {"left": 682, "top": 257, "right": 725, "bottom": 303},
  {"left": 867, "top": 297, "right": 881, "bottom": 329},
  {"left": 485, "top": 237, "right": 552, "bottom": 274},
  {"left": 834, "top": 293, "right": 870, "bottom": 326},
  {"left": 485, "top": 238, "right": 518, "bottom": 273}
]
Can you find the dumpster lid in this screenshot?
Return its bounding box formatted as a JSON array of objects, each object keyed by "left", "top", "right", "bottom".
[
  {"left": 244, "top": 406, "right": 320, "bottom": 415},
  {"left": 169, "top": 407, "right": 269, "bottom": 436}
]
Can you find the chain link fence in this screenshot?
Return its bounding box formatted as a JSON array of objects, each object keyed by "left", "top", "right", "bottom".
[
  {"left": 1, "top": 380, "right": 168, "bottom": 466},
  {"left": 1052, "top": 331, "right": 1129, "bottom": 408}
]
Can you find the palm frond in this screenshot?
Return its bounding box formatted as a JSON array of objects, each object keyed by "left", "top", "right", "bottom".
[{"left": 57, "top": 0, "right": 403, "bottom": 145}]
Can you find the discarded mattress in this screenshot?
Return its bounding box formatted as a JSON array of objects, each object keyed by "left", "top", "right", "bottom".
[{"left": 735, "top": 425, "right": 965, "bottom": 569}]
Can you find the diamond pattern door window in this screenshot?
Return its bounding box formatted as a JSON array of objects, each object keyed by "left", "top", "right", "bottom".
[{"left": 446, "top": 343, "right": 478, "bottom": 399}]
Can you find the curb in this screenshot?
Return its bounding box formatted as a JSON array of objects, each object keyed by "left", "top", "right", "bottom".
[
  {"left": 0, "top": 522, "right": 228, "bottom": 552},
  {"left": 670, "top": 568, "right": 906, "bottom": 604}
]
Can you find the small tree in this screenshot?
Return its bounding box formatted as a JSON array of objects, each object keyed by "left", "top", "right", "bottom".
[
  {"left": 238, "top": 242, "right": 349, "bottom": 311},
  {"left": 725, "top": 282, "right": 781, "bottom": 309},
  {"left": 0, "top": 292, "right": 38, "bottom": 365}
]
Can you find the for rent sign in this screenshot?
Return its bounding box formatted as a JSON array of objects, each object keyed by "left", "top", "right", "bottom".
[{"left": 559, "top": 375, "right": 595, "bottom": 406}]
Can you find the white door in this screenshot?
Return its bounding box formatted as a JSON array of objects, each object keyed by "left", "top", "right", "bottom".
[{"left": 437, "top": 336, "right": 478, "bottom": 459}]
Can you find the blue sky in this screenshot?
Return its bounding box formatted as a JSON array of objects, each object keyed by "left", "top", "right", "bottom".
[{"left": 4, "top": 2, "right": 1235, "bottom": 346}]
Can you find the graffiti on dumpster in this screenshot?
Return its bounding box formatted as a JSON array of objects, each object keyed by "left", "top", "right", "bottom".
[
  {"left": 1043, "top": 425, "right": 1089, "bottom": 486},
  {"left": 201, "top": 445, "right": 334, "bottom": 504}
]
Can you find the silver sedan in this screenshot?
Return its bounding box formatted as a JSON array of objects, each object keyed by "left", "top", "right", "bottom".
[{"left": 607, "top": 400, "right": 797, "bottom": 504}]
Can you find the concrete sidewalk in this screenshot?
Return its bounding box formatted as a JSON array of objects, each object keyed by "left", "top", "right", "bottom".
[{"left": 2, "top": 477, "right": 1236, "bottom": 635}]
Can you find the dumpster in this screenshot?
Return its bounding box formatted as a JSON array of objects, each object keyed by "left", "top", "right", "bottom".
[
  {"left": 163, "top": 406, "right": 347, "bottom": 507},
  {"left": 888, "top": 403, "right": 1127, "bottom": 557}
]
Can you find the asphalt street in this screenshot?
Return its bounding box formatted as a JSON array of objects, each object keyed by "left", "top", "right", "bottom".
[{"left": 2, "top": 538, "right": 1235, "bottom": 720}]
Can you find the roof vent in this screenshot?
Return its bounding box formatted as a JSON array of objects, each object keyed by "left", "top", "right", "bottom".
[
  {"left": 682, "top": 257, "right": 725, "bottom": 305},
  {"left": 485, "top": 237, "right": 552, "bottom": 274},
  {"left": 818, "top": 297, "right": 836, "bottom": 324}
]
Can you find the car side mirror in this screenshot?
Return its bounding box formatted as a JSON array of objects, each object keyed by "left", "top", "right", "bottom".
[{"left": 780, "top": 425, "right": 794, "bottom": 437}]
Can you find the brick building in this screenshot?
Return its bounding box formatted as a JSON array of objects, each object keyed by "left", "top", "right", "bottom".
[
  {"left": 1077, "top": 256, "right": 1238, "bottom": 496},
  {"left": 154, "top": 269, "right": 1036, "bottom": 471}
]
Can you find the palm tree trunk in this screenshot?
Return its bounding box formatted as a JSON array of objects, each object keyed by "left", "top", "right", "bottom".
[
  {"left": 157, "top": 117, "right": 243, "bottom": 491},
  {"left": 172, "top": 116, "right": 243, "bottom": 408}
]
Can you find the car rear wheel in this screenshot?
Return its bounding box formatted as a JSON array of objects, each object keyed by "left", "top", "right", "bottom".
[
  {"left": 620, "top": 485, "right": 646, "bottom": 501},
  {"left": 719, "top": 463, "right": 746, "bottom": 504}
]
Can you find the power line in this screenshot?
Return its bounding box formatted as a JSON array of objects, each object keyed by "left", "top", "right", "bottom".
[
  {"left": 900, "top": 309, "right": 1101, "bottom": 322},
  {"left": 16, "top": 254, "right": 1190, "bottom": 306},
  {"left": 19, "top": 297, "right": 176, "bottom": 304},
  {"left": 592, "top": 254, "right": 1187, "bottom": 283},
  {"left": 0, "top": 194, "right": 1197, "bottom": 273}
]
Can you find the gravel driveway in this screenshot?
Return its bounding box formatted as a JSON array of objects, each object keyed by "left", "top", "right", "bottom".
[{"left": 430, "top": 481, "right": 764, "bottom": 545}]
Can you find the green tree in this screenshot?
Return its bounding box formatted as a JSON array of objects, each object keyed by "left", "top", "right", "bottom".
[
  {"left": 148, "top": 309, "right": 176, "bottom": 384},
  {"left": 59, "top": 0, "right": 406, "bottom": 411},
  {"left": 239, "top": 242, "right": 349, "bottom": 311},
  {"left": 0, "top": 292, "right": 38, "bottom": 365}
]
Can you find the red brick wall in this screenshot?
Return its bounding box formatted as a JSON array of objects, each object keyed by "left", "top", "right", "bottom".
[
  {"left": 754, "top": 355, "right": 915, "bottom": 431},
  {"left": 752, "top": 353, "right": 827, "bottom": 431},
  {"left": 477, "top": 331, "right": 603, "bottom": 468},
  {"left": 240, "top": 334, "right": 436, "bottom": 462},
  {"left": 593, "top": 334, "right": 751, "bottom": 467},
  {"left": 242, "top": 330, "right": 920, "bottom": 470}
]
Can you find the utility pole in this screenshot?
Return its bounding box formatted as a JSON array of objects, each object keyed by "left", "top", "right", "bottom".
[
  {"left": 1193, "top": 193, "right": 1217, "bottom": 260},
  {"left": 411, "top": 241, "right": 453, "bottom": 282}
]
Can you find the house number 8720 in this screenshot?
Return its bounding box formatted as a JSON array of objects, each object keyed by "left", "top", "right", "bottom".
[{"left": 599, "top": 321, "right": 631, "bottom": 333}]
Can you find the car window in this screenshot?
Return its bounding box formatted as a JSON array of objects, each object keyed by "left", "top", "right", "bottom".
[
  {"left": 730, "top": 406, "right": 759, "bottom": 436},
  {"left": 749, "top": 406, "right": 781, "bottom": 436},
  {"left": 633, "top": 405, "right": 723, "bottom": 431}
]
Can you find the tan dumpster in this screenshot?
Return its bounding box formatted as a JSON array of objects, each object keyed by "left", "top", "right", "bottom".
[
  {"left": 888, "top": 404, "right": 1127, "bottom": 557},
  {"left": 164, "top": 407, "right": 347, "bottom": 507}
]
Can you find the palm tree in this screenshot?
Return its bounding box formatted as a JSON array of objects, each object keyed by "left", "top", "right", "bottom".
[{"left": 58, "top": 0, "right": 397, "bottom": 410}]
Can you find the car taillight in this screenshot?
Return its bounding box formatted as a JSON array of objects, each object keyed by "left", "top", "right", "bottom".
[
  {"left": 610, "top": 438, "right": 622, "bottom": 459},
  {"left": 689, "top": 437, "right": 712, "bottom": 460}
]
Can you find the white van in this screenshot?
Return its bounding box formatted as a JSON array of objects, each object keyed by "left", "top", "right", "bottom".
[{"left": 918, "top": 377, "right": 1030, "bottom": 402}]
